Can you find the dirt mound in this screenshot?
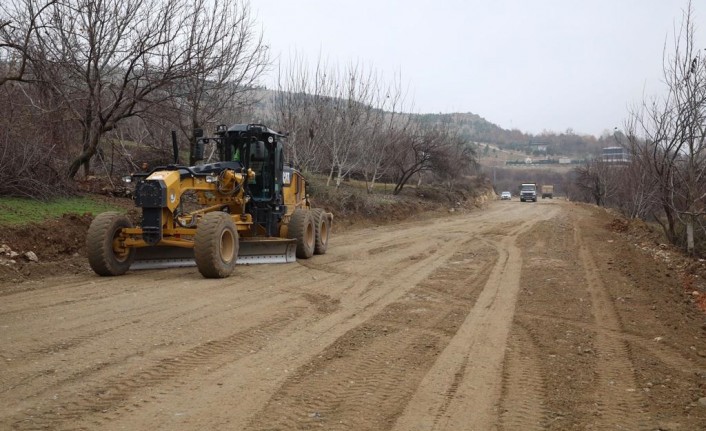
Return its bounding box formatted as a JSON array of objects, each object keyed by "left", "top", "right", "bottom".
[
  {"left": 0, "top": 213, "right": 95, "bottom": 283},
  {"left": 603, "top": 209, "right": 706, "bottom": 313},
  {"left": 4, "top": 213, "right": 92, "bottom": 257},
  {"left": 608, "top": 217, "right": 629, "bottom": 233}
]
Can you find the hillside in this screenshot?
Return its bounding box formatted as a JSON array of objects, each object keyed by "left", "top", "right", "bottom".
[{"left": 250, "top": 87, "right": 606, "bottom": 161}]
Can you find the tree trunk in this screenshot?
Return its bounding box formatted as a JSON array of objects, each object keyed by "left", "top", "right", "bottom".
[
  {"left": 663, "top": 203, "right": 677, "bottom": 243},
  {"left": 335, "top": 165, "right": 343, "bottom": 188},
  {"left": 393, "top": 170, "right": 415, "bottom": 195},
  {"left": 68, "top": 147, "right": 96, "bottom": 179},
  {"left": 686, "top": 214, "right": 694, "bottom": 255},
  {"left": 367, "top": 177, "right": 377, "bottom": 194},
  {"left": 326, "top": 166, "right": 334, "bottom": 187}
]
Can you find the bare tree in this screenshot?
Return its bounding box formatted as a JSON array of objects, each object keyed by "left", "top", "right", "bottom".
[
  {"left": 573, "top": 157, "right": 621, "bottom": 206},
  {"left": 613, "top": 130, "right": 659, "bottom": 219},
  {"left": 390, "top": 124, "right": 451, "bottom": 195},
  {"left": 0, "top": 83, "right": 70, "bottom": 198},
  {"left": 0, "top": 0, "right": 56, "bottom": 85},
  {"left": 2, "top": 0, "right": 266, "bottom": 179},
  {"left": 322, "top": 63, "right": 377, "bottom": 188},
  {"left": 176, "top": 0, "right": 268, "bottom": 165},
  {"left": 273, "top": 54, "right": 328, "bottom": 172},
  {"left": 15, "top": 0, "right": 194, "bottom": 178},
  {"left": 272, "top": 58, "right": 478, "bottom": 194},
  {"left": 627, "top": 1, "right": 706, "bottom": 253},
  {"left": 432, "top": 135, "right": 477, "bottom": 191},
  {"left": 359, "top": 74, "right": 411, "bottom": 193}
]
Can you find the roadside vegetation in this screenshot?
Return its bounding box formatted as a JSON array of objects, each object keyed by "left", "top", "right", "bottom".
[
  {"left": 568, "top": 1, "right": 706, "bottom": 257},
  {"left": 0, "top": 196, "right": 125, "bottom": 225}
]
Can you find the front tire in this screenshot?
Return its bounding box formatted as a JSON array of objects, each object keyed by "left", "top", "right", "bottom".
[
  {"left": 288, "top": 209, "right": 315, "bottom": 259},
  {"left": 194, "top": 212, "right": 239, "bottom": 278},
  {"left": 87, "top": 212, "right": 135, "bottom": 276}
]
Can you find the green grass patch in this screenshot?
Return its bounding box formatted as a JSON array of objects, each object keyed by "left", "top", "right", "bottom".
[{"left": 0, "top": 196, "right": 125, "bottom": 226}]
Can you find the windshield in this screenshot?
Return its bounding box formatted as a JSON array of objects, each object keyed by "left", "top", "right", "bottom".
[{"left": 521, "top": 185, "right": 535, "bottom": 191}]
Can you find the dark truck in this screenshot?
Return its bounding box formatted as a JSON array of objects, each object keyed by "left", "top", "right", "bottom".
[{"left": 541, "top": 184, "right": 554, "bottom": 199}]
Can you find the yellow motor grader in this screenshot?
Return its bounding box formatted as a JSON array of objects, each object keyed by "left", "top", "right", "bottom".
[{"left": 87, "top": 124, "right": 332, "bottom": 278}]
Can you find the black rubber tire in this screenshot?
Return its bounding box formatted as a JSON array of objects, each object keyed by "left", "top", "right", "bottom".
[
  {"left": 194, "top": 212, "right": 239, "bottom": 278},
  {"left": 311, "top": 208, "right": 331, "bottom": 255},
  {"left": 86, "top": 212, "right": 135, "bottom": 276},
  {"left": 288, "top": 209, "right": 315, "bottom": 259}
]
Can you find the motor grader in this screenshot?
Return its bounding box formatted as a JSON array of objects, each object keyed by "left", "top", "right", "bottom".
[{"left": 87, "top": 123, "right": 332, "bottom": 278}]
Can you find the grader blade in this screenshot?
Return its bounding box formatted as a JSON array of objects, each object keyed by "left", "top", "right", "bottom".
[
  {"left": 237, "top": 238, "right": 297, "bottom": 264},
  {"left": 129, "top": 238, "right": 297, "bottom": 270},
  {"left": 131, "top": 246, "right": 197, "bottom": 270}
]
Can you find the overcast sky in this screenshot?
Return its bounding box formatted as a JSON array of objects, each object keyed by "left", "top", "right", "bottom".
[{"left": 252, "top": 0, "right": 701, "bottom": 137}]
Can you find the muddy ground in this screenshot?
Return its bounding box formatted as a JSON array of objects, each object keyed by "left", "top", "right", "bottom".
[{"left": 1, "top": 199, "right": 705, "bottom": 430}]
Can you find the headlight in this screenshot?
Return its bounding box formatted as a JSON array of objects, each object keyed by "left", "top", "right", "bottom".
[
  {"left": 206, "top": 175, "right": 218, "bottom": 183},
  {"left": 122, "top": 175, "right": 132, "bottom": 183}
]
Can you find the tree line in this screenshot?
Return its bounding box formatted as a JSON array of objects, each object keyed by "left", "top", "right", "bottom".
[
  {"left": 269, "top": 56, "right": 478, "bottom": 194},
  {"left": 0, "top": 0, "right": 479, "bottom": 200},
  {"left": 571, "top": 1, "right": 706, "bottom": 256}
]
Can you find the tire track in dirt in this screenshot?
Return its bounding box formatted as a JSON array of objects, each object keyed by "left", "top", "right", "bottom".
[
  {"left": 393, "top": 241, "right": 517, "bottom": 431},
  {"left": 516, "top": 311, "right": 696, "bottom": 374},
  {"left": 392, "top": 209, "right": 558, "bottom": 431},
  {"left": 6, "top": 315, "right": 300, "bottom": 431},
  {"left": 0, "top": 326, "right": 131, "bottom": 396},
  {"left": 72, "top": 219, "right": 478, "bottom": 430},
  {"left": 245, "top": 240, "right": 497, "bottom": 431},
  {"left": 0, "top": 286, "right": 304, "bottom": 401},
  {"left": 498, "top": 322, "right": 547, "bottom": 431},
  {"left": 575, "top": 223, "right": 648, "bottom": 430},
  {"left": 2, "top": 284, "right": 320, "bottom": 430}
]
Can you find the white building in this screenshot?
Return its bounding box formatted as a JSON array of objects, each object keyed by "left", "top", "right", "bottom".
[{"left": 601, "top": 147, "right": 630, "bottom": 163}]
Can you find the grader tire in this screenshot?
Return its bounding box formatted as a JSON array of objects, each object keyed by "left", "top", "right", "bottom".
[
  {"left": 87, "top": 212, "right": 135, "bottom": 276},
  {"left": 194, "top": 212, "right": 239, "bottom": 278},
  {"left": 288, "top": 209, "right": 315, "bottom": 259},
  {"left": 311, "top": 208, "right": 331, "bottom": 255}
]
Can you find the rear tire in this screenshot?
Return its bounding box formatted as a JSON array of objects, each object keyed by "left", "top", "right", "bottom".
[
  {"left": 87, "top": 212, "right": 135, "bottom": 276},
  {"left": 194, "top": 212, "right": 239, "bottom": 278},
  {"left": 288, "top": 209, "right": 315, "bottom": 259},
  {"left": 311, "top": 208, "right": 331, "bottom": 255}
]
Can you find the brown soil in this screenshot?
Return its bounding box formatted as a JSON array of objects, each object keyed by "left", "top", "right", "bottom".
[
  {"left": 0, "top": 199, "right": 705, "bottom": 430},
  {"left": 0, "top": 195, "right": 138, "bottom": 285}
]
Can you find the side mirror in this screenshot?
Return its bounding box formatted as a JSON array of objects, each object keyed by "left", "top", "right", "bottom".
[{"left": 193, "top": 138, "right": 206, "bottom": 161}]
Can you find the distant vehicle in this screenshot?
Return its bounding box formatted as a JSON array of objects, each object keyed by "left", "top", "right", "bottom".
[
  {"left": 500, "top": 191, "right": 512, "bottom": 200},
  {"left": 541, "top": 184, "right": 554, "bottom": 199},
  {"left": 520, "top": 183, "right": 537, "bottom": 202}
]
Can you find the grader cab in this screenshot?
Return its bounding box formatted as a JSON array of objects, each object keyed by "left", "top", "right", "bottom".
[{"left": 87, "top": 124, "right": 332, "bottom": 278}]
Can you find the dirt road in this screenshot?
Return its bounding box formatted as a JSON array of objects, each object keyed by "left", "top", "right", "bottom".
[{"left": 1, "top": 200, "right": 705, "bottom": 430}]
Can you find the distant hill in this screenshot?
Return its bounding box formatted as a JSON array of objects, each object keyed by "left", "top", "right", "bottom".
[
  {"left": 413, "top": 112, "right": 529, "bottom": 145},
  {"left": 248, "top": 88, "right": 605, "bottom": 159}
]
